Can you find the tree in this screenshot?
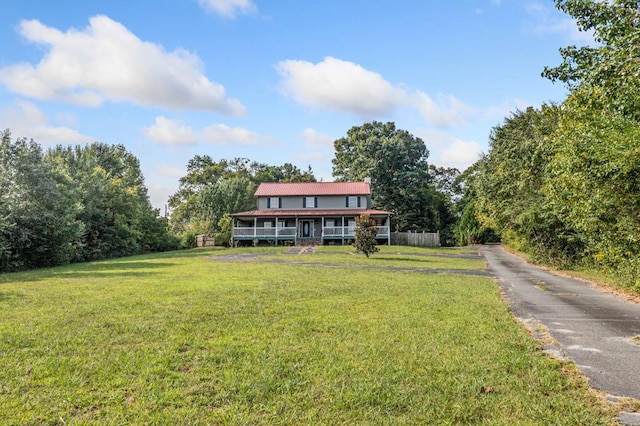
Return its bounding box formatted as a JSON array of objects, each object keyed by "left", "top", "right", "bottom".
[
  {"left": 353, "top": 213, "right": 379, "bottom": 258},
  {"left": 251, "top": 162, "right": 316, "bottom": 183},
  {"left": 542, "top": 0, "right": 640, "bottom": 120},
  {"left": 465, "top": 106, "right": 584, "bottom": 266},
  {"left": 332, "top": 121, "right": 450, "bottom": 232},
  {"left": 0, "top": 130, "right": 83, "bottom": 271},
  {"left": 455, "top": 160, "right": 499, "bottom": 245},
  {"left": 215, "top": 214, "right": 233, "bottom": 247},
  {"left": 545, "top": 88, "right": 640, "bottom": 284},
  {"left": 195, "top": 175, "right": 254, "bottom": 236},
  {"left": 47, "top": 142, "right": 176, "bottom": 261}
]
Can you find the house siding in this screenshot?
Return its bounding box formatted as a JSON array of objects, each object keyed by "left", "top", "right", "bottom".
[{"left": 258, "top": 195, "right": 370, "bottom": 211}]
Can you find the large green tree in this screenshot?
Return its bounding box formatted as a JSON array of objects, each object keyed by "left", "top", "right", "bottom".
[
  {"left": 332, "top": 121, "right": 452, "bottom": 232},
  {"left": 543, "top": 0, "right": 640, "bottom": 120},
  {"left": 468, "top": 106, "right": 584, "bottom": 266},
  {"left": 47, "top": 142, "right": 177, "bottom": 261},
  {"left": 0, "top": 130, "right": 83, "bottom": 271},
  {"left": 545, "top": 88, "right": 640, "bottom": 282}
]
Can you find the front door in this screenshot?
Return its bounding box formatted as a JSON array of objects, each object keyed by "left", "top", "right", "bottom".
[{"left": 301, "top": 220, "right": 314, "bottom": 238}]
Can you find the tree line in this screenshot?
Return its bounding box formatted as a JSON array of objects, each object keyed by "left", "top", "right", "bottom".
[
  {"left": 1, "top": 117, "right": 462, "bottom": 273},
  {"left": 458, "top": 0, "right": 640, "bottom": 288},
  {"left": 0, "top": 130, "right": 179, "bottom": 272}
]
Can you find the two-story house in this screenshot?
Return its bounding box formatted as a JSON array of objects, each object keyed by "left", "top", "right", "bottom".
[{"left": 230, "top": 181, "right": 391, "bottom": 246}]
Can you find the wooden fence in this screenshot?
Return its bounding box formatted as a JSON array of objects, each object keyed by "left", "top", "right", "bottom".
[
  {"left": 196, "top": 235, "right": 215, "bottom": 247},
  {"left": 390, "top": 231, "right": 440, "bottom": 248}
]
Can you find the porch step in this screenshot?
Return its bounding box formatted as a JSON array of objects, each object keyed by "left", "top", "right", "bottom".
[
  {"left": 287, "top": 246, "right": 317, "bottom": 254},
  {"left": 296, "top": 238, "right": 321, "bottom": 246}
]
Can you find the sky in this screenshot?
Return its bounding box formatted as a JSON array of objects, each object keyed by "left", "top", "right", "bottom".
[{"left": 0, "top": 0, "right": 592, "bottom": 211}]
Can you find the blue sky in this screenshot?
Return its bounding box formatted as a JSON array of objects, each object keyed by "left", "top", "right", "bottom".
[{"left": 0, "top": 0, "right": 590, "bottom": 209}]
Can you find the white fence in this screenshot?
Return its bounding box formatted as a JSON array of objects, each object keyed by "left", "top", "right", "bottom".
[{"left": 390, "top": 231, "right": 440, "bottom": 247}]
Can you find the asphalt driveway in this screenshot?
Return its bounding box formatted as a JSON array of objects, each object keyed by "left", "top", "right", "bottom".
[{"left": 482, "top": 245, "right": 640, "bottom": 401}]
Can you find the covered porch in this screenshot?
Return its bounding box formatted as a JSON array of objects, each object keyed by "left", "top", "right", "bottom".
[{"left": 230, "top": 210, "right": 391, "bottom": 246}]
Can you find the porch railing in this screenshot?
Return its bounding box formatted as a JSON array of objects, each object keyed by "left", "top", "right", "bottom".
[
  {"left": 232, "top": 226, "right": 390, "bottom": 239},
  {"left": 323, "top": 226, "right": 390, "bottom": 238},
  {"left": 233, "top": 227, "right": 297, "bottom": 238}
]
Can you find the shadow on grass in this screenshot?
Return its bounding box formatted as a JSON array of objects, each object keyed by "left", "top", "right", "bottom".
[
  {"left": 0, "top": 260, "right": 177, "bottom": 284},
  {"left": 373, "top": 256, "right": 432, "bottom": 263},
  {"left": 0, "top": 290, "right": 25, "bottom": 301},
  {"left": 142, "top": 247, "right": 226, "bottom": 260},
  {"left": 0, "top": 247, "right": 227, "bottom": 284}
]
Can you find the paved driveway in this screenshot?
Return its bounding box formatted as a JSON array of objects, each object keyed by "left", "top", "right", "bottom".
[{"left": 482, "top": 245, "right": 640, "bottom": 400}]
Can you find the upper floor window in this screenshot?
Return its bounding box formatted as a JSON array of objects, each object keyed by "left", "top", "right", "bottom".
[
  {"left": 346, "top": 196, "right": 361, "bottom": 208},
  {"left": 268, "top": 197, "right": 281, "bottom": 209},
  {"left": 303, "top": 197, "right": 317, "bottom": 208}
]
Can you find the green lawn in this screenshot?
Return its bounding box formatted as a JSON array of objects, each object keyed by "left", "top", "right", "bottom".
[
  {"left": 0, "top": 246, "right": 616, "bottom": 425},
  {"left": 316, "top": 244, "right": 479, "bottom": 255},
  {"left": 260, "top": 253, "right": 486, "bottom": 270}
]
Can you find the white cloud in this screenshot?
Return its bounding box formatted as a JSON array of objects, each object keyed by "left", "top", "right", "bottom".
[
  {"left": 197, "top": 0, "right": 257, "bottom": 18},
  {"left": 143, "top": 116, "right": 271, "bottom": 146},
  {"left": 526, "top": 2, "right": 595, "bottom": 44},
  {"left": 1, "top": 99, "right": 93, "bottom": 144},
  {"left": 414, "top": 92, "right": 475, "bottom": 128},
  {"left": 301, "top": 128, "right": 334, "bottom": 150},
  {"left": 440, "top": 138, "right": 483, "bottom": 166},
  {"left": 277, "top": 57, "right": 408, "bottom": 117},
  {"left": 417, "top": 129, "right": 483, "bottom": 170},
  {"left": 0, "top": 16, "right": 245, "bottom": 114},
  {"left": 276, "top": 56, "right": 473, "bottom": 128}
]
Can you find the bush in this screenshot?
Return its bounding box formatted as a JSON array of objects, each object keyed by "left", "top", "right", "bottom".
[
  {"left": 181, "top": 231, "right": 198, "bottom": 249},
  {"left": 353, "top": 214, "right": 379, "bottom": 258}
]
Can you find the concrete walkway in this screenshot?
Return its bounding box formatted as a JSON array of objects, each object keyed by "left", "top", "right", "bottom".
[{"left": 482, "top": 245, "right": 640, "bottom": 423}]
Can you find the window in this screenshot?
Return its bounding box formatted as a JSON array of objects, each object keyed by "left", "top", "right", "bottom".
[
  {"left": 268, "top": 197, "right": 280, "bottom": 209},
  {"left": 304, "top": 197, "right": 317, "bottom": 208},
  {"left": 263, "top": 221, "right": 272, "bottom": 228},
  {"left": 277, "top": 220, "right": 286, "bottom": 228},
  {"left": 326, "top": 219, "right": 335, "bottom": 227},
  {"left": 346, "top": 196, "right": 361, "bottom": 208}
]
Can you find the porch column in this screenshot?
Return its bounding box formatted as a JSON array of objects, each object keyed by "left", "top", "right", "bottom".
[
  {"left": 387, "top": 214, "right": 391, "bottom": 245},
  {"left": 275, "top": 217, "right": 279, "bottom": 247},
  {"left": 295, "top": 217, "right": 299, "bottom": 246},
  {"left": 341, "top": 216, "right": 345, "bottom": 245},
  {"left": 254, "top": 217, "right": 257, "bottom": 238},
  {"left": 231, "top": 217, "right": 236, "bottom": 245}
]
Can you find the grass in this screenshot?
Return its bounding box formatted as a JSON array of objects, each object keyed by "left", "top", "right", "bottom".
[
  {"left": 316, "top": 244, "right": 479, "bottom": 255},
  {"left": 261, "top": 253, "right": 486, "bottom": 270},
  {"left": 0, "top": 246, "right": 616, "bottom": 425}
]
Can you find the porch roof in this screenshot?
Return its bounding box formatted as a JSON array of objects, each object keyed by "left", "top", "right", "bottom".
[{"left": 231, "top": 208, "right": 392, "bottom": 218}]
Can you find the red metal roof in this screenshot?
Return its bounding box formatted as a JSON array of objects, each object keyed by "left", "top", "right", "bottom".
[
  {"left": 231, "top": 208, "right": 392, "bottom": 218},
  {"left": 254, "top": 181, "right": 370, "bottom": 197}
]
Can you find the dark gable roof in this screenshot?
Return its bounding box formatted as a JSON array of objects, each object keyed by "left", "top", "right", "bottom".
[{"left": 254, "top": 182, "right": 370, "bottom": 197}]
